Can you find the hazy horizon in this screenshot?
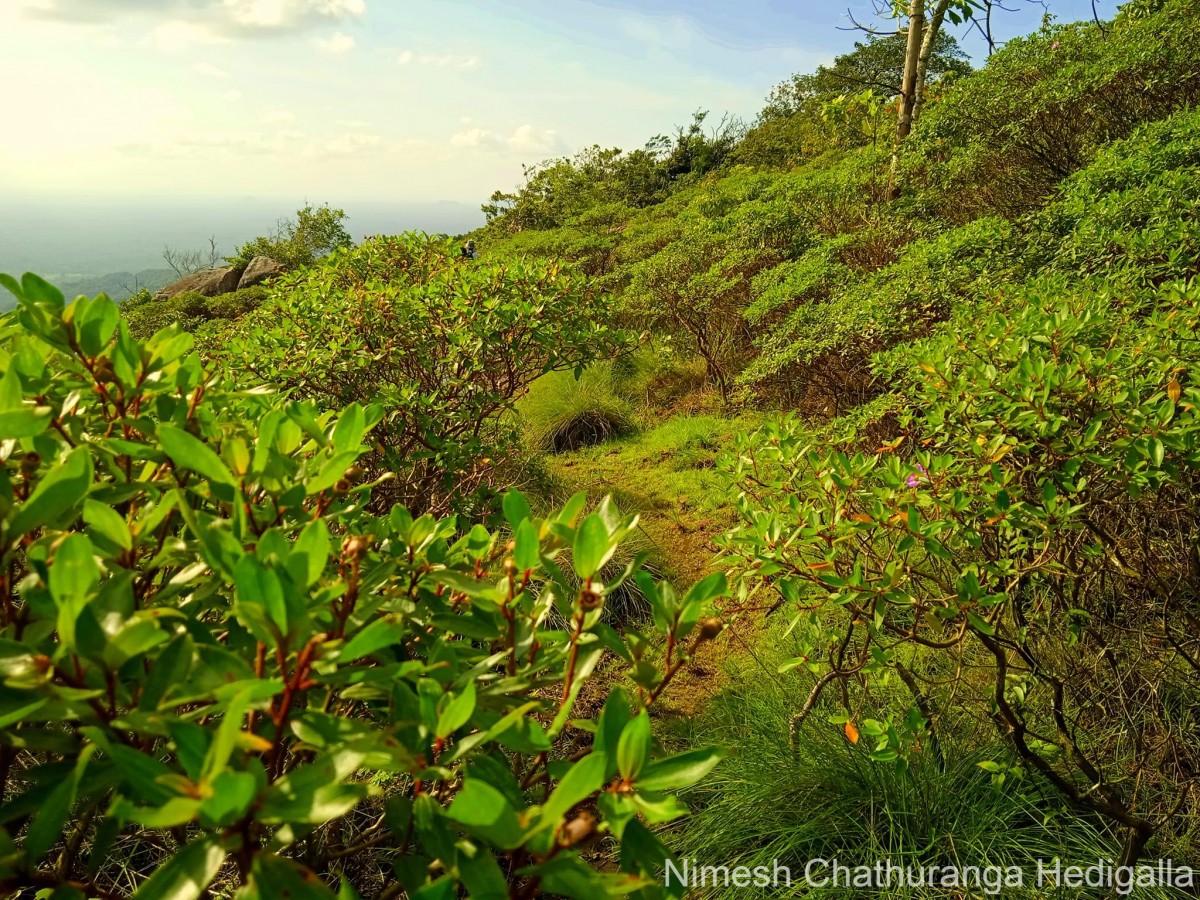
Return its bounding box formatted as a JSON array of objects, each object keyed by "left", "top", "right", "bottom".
[{"left": 0, "top": 196, "right": 483, "bottom": 276}]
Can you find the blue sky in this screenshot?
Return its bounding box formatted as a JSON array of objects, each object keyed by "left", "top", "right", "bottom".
[{"left": 0, "top": 0, "right": 1120, "bottom": 206}]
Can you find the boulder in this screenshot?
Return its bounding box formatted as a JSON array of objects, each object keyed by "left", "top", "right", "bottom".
[
  {"left": 237, "top": 256, "right": 285, "bottom": 289},
  {"left": 155, "top": 266, "right": 242, "bottom": 301}
]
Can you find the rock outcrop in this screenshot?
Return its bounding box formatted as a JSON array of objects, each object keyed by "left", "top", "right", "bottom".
[
  {"left": 237, "top": 256, "right": 284, "bottom": 289},
  {"left": 155, "top": 266, "right": 242, "bottom": 300}
]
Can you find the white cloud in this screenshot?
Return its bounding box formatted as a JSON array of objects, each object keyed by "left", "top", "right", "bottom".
[
  {"left": 224, "top": 88, "right": 244, "bottom": 102},
  {"left": 149, "top": 20, "right": 217, "bottom": 53},
  {"left": 264, "top": 109, "right": 296, "bottom": 124},
  {"left": 450, "top": 127, "right": 501, "bottom": 151},
  {"left": 313, "top": 30, "right": 354, "bottom": 54},
  {"left": 397, "top": 50, "right": 480, "bottom": 70},
  {"left": 192, "top": 61, "right": 230, "bottom": 78},
  {"left": 23, "top": 0, "right": 366, "bottom": 38},
  {"left": 449, "top": 124, "right": 566, "bottom": 156},
  {"left": 507, "top": 124, "right": 564, "bottom": 155},
  {"left": 321, "top": 131, "right": 382, "bottom": 155},
  {"left": 223, "top": 0, "right": 366, "bottom": 29}
]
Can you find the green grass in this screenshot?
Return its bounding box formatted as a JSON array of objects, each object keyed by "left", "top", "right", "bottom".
[
  {"left": 516, "top": 361, "right": 636, "bottom": 453},
  {"left": 529, "top": 412, "right": 761, "bottom": 585},
  {"left": 661, "top": 623, "right": 1183, "bottom": 899}
]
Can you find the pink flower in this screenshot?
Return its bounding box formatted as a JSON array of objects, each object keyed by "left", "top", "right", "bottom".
[
  {"left": 1051, "top": 41, "right": 1061, "bottom": 50},
  {"left": 906, "top": 463, "right": 927, "bottom": 488}
]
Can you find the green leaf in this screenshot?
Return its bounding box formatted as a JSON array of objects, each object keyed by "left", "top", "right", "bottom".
[
  {"left": 132, "top": 837, "right": 224, "bottom": 900},
  {"left": 331, "top": 403, "right": 367, "bottom": 453},
  {"left": 83, "top": 499, "right": 133, "bottom": 551},
  {"left": 436, "top": 681, "right": 476, "bottom": 739},
  {"left": 683, "top": 571, "right": 727, "bottom": 606},
  {"left": 7, "top": 446, "right": 93, "bottom": 540},
  {"left": 199, "top": 770, "right": 258, "bottom": 827},
  {"left": 616, "top": 713, "right": 651, "bottom": 783},
  {"left": 456, "top": 843, "right": 509, "bottom": 899},
  {"left": 445, "top": 779, "right": 524, "bottom": 849},
  {"left": 0, "top": 407, "right": 50, "bottom": 439},
  {"left": 503, "top": 490, "right": 532, "bottom": 527},
  {"left": 0, "top": 273, "right": 23, "bottom": 302},
  {"left": 291, "top": 519, "right": 331, "bottom": 588},
  {"left": 257, "top": 756, "right": 368, "bottom": 825},
  {"left": 513, "top": 518, "right": 540, "bottom": 571},
  {"left": 201, "top": 684, "right": 269, "bottom": 783},
  {"left": 637, "top": 748, "right": 722, "bottom": 792},
  {"left": 572, "top": 513, "right": 610, "bottom": 579},
  {"left": 337, "top": 617, "right": 406, "bottom": 663},
  {"left": 76, "top": 295, "right": 120, "bottom": 356},
  {"left": 25, "top": 746, "right": 93, "bottom": 863},
  {"left": 158, "top": 425, "right": 238, "bottom": 488},
  {"left": 49, "top": 533, "right": 100, "bottom": 650},
  {"left": 556, "top": 491, "right": 588, "bottom": 527},
  {"left": 22, "top": 273, "right": 64, "bottom": 307},
  {"left": 967, "top": 611, "right": 995, "bottom": 635},
  {"left": 542, "top": 751, "right": 607, "bottom": 823},
  {"left": 237, "top": 854, "right": 336, "bottom": 899}
]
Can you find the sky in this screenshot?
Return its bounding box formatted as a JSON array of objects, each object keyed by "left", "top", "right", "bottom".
[{"left": 0, "top": 0, "right": 1120, "bottom": 208}]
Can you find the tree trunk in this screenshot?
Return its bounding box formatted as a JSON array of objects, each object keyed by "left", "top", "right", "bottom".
[
  {"left": 888, "top": 0, "right": 926, "bottom": 197},
  {"left": 894, "top": 0, "right": 925, "bottom": 146},
  {"left": 913, "top": 0, "right": 952, "bottom": 123}
]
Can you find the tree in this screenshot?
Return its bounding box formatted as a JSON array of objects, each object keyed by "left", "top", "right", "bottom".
[
  {"left": 227, "top": 203, "right": 353, "bottom": 270},
  {"left": 853, "top": 0, "right": 981, "bottom": 191},
  {"left": 759, "top": 31, "right": 970, "bottom": 122},
  {"left": 162, "top": 234, "right": 221, "bottom": 277},
  {"left": 739, "top": 30, "right": 969, "bottom": 168}
]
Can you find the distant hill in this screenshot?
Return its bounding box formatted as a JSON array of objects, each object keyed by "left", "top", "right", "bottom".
[
  {"left": 54, "top": 269, "right": 177, "bottom": 301},
  {"left": 0, "top": 269, "right": 176, "bottom": 313}
]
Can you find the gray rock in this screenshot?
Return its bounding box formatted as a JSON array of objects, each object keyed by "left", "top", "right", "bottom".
[
  {"left": 155, "top": 267, "right": 242, "bottom": 300},
  {"left": 237, "top": 256, "right": 285, "bottom": 290}
]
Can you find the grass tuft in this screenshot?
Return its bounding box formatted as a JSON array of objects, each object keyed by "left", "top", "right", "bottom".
[
  {"left": 662, "top": 623, "right": 1171, "bottom": 899},
  {"left": 518, "top": 362, "right": 636, "bottom": 452}
]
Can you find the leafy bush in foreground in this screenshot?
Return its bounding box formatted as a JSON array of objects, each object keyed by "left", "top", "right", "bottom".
[{"left": 0, "top": 274, "right": 727, "bottom": 898}]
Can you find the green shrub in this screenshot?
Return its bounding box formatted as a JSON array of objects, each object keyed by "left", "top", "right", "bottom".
[
  {"left": 0, "top": 273, "right": 731, "bottom": 898},
  {"left": 1035, "top": 108, "right": 1200, "bottom": 288},
  {"left": 739, "top": 217, "right": 1020, "bottom": 410},
  {"left": 720, "top": 279, "right": 1200, "bottom": 866},
  {"left": 218, "top": 233, "right": 634, "bottom": 515},
  {"left": 904, "top": 0, "right": 1200, "bottom": 220},
  {"left": 121, "top": 285, "right": 268, "bottom": 341}
]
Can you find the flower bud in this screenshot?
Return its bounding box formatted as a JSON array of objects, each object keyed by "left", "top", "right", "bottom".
[
  {"left": 579, "top": 584, "right": 604, "bottom": 611},
  {"left": 698, "top": 617, "right": 724, "bottom": 642},
  {"left": 559, "top": 810, "right": 598, "bottom": 848}
]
